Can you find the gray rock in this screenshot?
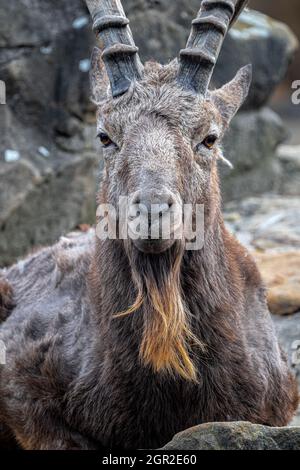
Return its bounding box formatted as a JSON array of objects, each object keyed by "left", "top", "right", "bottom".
[
  {"left": 162, "top": 422, "right": 300, "bottom": 450},
  {"left": 0, "top": 0, "right": 98, "bottom": 267},
  {"left": 213, "top": 10, "right": 299, "bottom": 110},
  {"left": 273, "top": 313, "right": 300, "bottom": 426},
  {"left": 278, "top": 145, "right": 300, "bottom": 169},
  {"left": 0, "top": 149, "right": 98, "bottom": 267},
  {"left": 130, "top": 10, "right": 186, "bottom": 64},
  {"left": 220, "top": 108, "right": 286, "bottom": 201},
  {"left": 277, "top": 145, "right": 300, "bottom": 196},
  {"left": 225, "top": 195, "right": 300, "bottom": 251},
  {"left": 0, "top": 0, "right": 87, "bottom": 48}
]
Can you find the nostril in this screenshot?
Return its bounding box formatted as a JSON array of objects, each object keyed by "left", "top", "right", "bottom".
[
  {"left": 130, "top": 190, "right": 177, "bottom": 218},
  {"left": 168, "top": 199, "right": 174, "bottom": 209},
  {"left": 131, "top": 191, "right": 141, "bottom": 206},
  {"left": 158, "top": 203, "right": 170, "bottom": 216}
]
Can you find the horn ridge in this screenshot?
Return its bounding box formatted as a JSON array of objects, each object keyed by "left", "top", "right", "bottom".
[
  {"left": 92, "top": 15, "right": 130, "bottom": 34},
  {"left": 85, "top": 0, "right": 143, "bottom": 98},
  {"left": 191, "top": 16, "right": 228, "bottom": 36},
  {"left": 177, "top": 0, "right": 248, "bottom": 95},
  {"left": 201, "top": 0, "right": 235, "bottom": 15}
]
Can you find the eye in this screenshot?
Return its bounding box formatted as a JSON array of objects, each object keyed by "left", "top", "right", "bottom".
[
  {"left": 98, "top": 132, "right": 114, "bottom": 148},
  {"left": 202, "top": 134, "right": 218, "bottom": 150}
]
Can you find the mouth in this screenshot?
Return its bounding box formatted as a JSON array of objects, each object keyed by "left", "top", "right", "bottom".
[{"left": 132, "top": 238, "right": 176, "bottom": 254}]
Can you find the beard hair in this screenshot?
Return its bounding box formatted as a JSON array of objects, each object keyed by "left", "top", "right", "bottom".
[{"left": 116, "top": 240, "right": 204, "bottom": 382}]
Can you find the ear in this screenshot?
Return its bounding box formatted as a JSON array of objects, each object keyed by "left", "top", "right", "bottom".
[
  {"left": 90, "top": 47, "right": 110, "bottom": 105},
  {"left": 211, "top": 64, "right": 252, "bottom": 129}
]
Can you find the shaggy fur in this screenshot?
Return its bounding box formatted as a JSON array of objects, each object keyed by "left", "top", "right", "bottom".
[
  {"left": 0, "top": 278, "right": 15, "bottom": 323},
  {"left": 0, "top": 61, "right": 298, "bottom": 450}
]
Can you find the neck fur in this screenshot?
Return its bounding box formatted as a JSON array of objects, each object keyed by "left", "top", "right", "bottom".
[{"left": 89, "top": 213, "right": 237, "bottom": 382}]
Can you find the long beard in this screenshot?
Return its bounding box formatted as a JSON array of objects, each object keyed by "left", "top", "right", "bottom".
[{"left": 117, "top": 241, "right": 204, "bottom": 382}]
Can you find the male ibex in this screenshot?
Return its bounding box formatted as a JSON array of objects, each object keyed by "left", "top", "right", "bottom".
[{"left": 0, "top": 0, "right": 298, "bottom": 449}]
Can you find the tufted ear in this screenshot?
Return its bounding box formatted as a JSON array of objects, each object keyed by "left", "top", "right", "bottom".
[
  {"left": 90, "top": 47, "right": 110, "bottom": 105},
  {"left": 211, "top": 64, "right": 252, "bottom": 129}
]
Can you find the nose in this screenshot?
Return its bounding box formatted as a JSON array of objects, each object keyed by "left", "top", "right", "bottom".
[
  {"left": 128, "top": 189, "right": 181, "bottom": 254},
  {"left": 131, "top": 189, "right": 176, "bottom": 218}
]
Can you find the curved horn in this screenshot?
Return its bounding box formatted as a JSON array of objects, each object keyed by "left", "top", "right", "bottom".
[
  {"left": 177, "top": 0, "right": 249, "bottom": 95},
  {"left": 85, "top": 0, "right": 143, "bottom": 98}
]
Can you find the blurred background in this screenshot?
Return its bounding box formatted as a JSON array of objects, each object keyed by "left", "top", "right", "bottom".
[
  {"left": 0, "top": 0, "right": 300, "bottom": 424},
  {"left": 251, "top": 0, "right": 300, "bottom": 142}
]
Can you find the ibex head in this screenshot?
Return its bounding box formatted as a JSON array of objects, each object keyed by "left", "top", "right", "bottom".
[
  {"left": 86, "top": 0, "right": 251, "bottom": 254},
  {"left": 86, "top": 0, "right": 252, "bottom": 381}
]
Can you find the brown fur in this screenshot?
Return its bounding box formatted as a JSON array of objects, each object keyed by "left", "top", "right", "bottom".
[
  {"left": 0, "top": 278, "right": 14, "bottom": 323},
  {"left": 120, "top": 242, "right": 204, "bottom": 382}
]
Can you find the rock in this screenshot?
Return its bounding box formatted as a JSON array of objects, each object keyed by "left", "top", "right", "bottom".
[
  {"left": 273, "top": 312, "right": 300, "bottom": 426},
  {"left": 274, "top": 312, "right": 300, "bottom": 381},
  {"left": 4, "top": 150, "right": 20, "bottom": 163},
  {"left": 225, "top": 195, "right": 300, "bottom": 251},
  {"left": 250, "top": 0, "right": 300, "bottom": 91},
  {"left": 220, "top": 108, "right": 286, "bottom": 202},
  {"left": 0, "top": 0, "right": 88, "bottom": 48},
  {"left": 0, "top": 150, "right": 98, "bottom": 267},
  {"left": 278, "top": 144, "right": 300, "bottom": 168},
  {"left": 224, "top": 109, "right": 286, "bottom": 172},
  {"left": 277, "top": 145, "right": 300, "bottom": 196},
  {"left": 162, "top": 422, "right": 300, "bottom": 450},
  {"left": 254, "top": 252, "right": 300, "bottom": 315},
  {"left": 227, "top": 198, "right": 300, "bottom": 315},
  {"left": 213, "top": 10, "right": 299, "bottom": 110},
  {"left": 0, "top": 0, "right": 98, "bottom": 267}
]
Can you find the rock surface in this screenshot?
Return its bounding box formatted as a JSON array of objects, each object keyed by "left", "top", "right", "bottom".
[
  {"left": 213, "top": 10, "right": 299, "bottom": 109},
  {"left": 225, "top": 194, "right": 300, "bottom": 318},
  {"left": 278, "top": 145, "right": 300, "bottom": 196},
  {"left": 0, "top": 1, "right": 100, "bottom": 266},
  {"left": 254, "top": 252, "right": 300, "bottom": 316},
  {"left": 225, "top": 195, "right": 300, "bottom": 252},
  {"left": 221, "top": 108, "right": 286, "bottom": 201},
  {"left": 162, "top": 422, "right": 300, "bottom": 450},
  {"left": 273, "top": 313, "right": 300, "bottom": 426}
]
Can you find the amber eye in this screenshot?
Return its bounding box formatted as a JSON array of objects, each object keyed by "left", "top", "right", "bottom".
[
  {"left": 202, "top": 134, "right": 218, "bottom": 149},
  {"left": 98, "top": 132, "right": 114, "bottom": 148}
]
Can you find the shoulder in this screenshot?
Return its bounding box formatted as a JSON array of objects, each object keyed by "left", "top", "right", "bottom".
[
  {"left": 0, "top": 229, "right": 95, "bottom": 348},
  {"left": 3, "top": 229, "right": 95, "bottom": 298},
  {"left": 223, "top": 227, "right": 263, "bottom": 289},
  {"left": 0, "top": 277, "right": 15, "bottom": 323}
]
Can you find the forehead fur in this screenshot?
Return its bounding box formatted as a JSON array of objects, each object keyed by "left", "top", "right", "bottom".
[{"left": 98, "top": 61, "right": 222, "bottom": 138}]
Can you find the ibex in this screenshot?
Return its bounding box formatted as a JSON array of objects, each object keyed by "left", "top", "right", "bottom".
[{"left": 0, "top": 0, "right": 298, "bottom": 450}]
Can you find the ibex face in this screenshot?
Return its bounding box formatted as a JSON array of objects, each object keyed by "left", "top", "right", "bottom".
[{"left": 87, "top": 0, "right": 252, "bottom": 255}]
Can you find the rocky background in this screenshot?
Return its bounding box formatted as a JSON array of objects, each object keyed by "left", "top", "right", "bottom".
[
  {"left": 0, "top": 0, "right": 300, "bottom": 450},
  {"left": 251, "top": 0, "right": 300, "bottom": 106}
]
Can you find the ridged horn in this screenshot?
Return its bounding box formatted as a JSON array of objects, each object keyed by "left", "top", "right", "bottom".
[
  {"left": 85, "top": 0, "right": 143, "bottom": 98},
  {"left": 177, "top": 0, "right": 249, "bottom": 95}
]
